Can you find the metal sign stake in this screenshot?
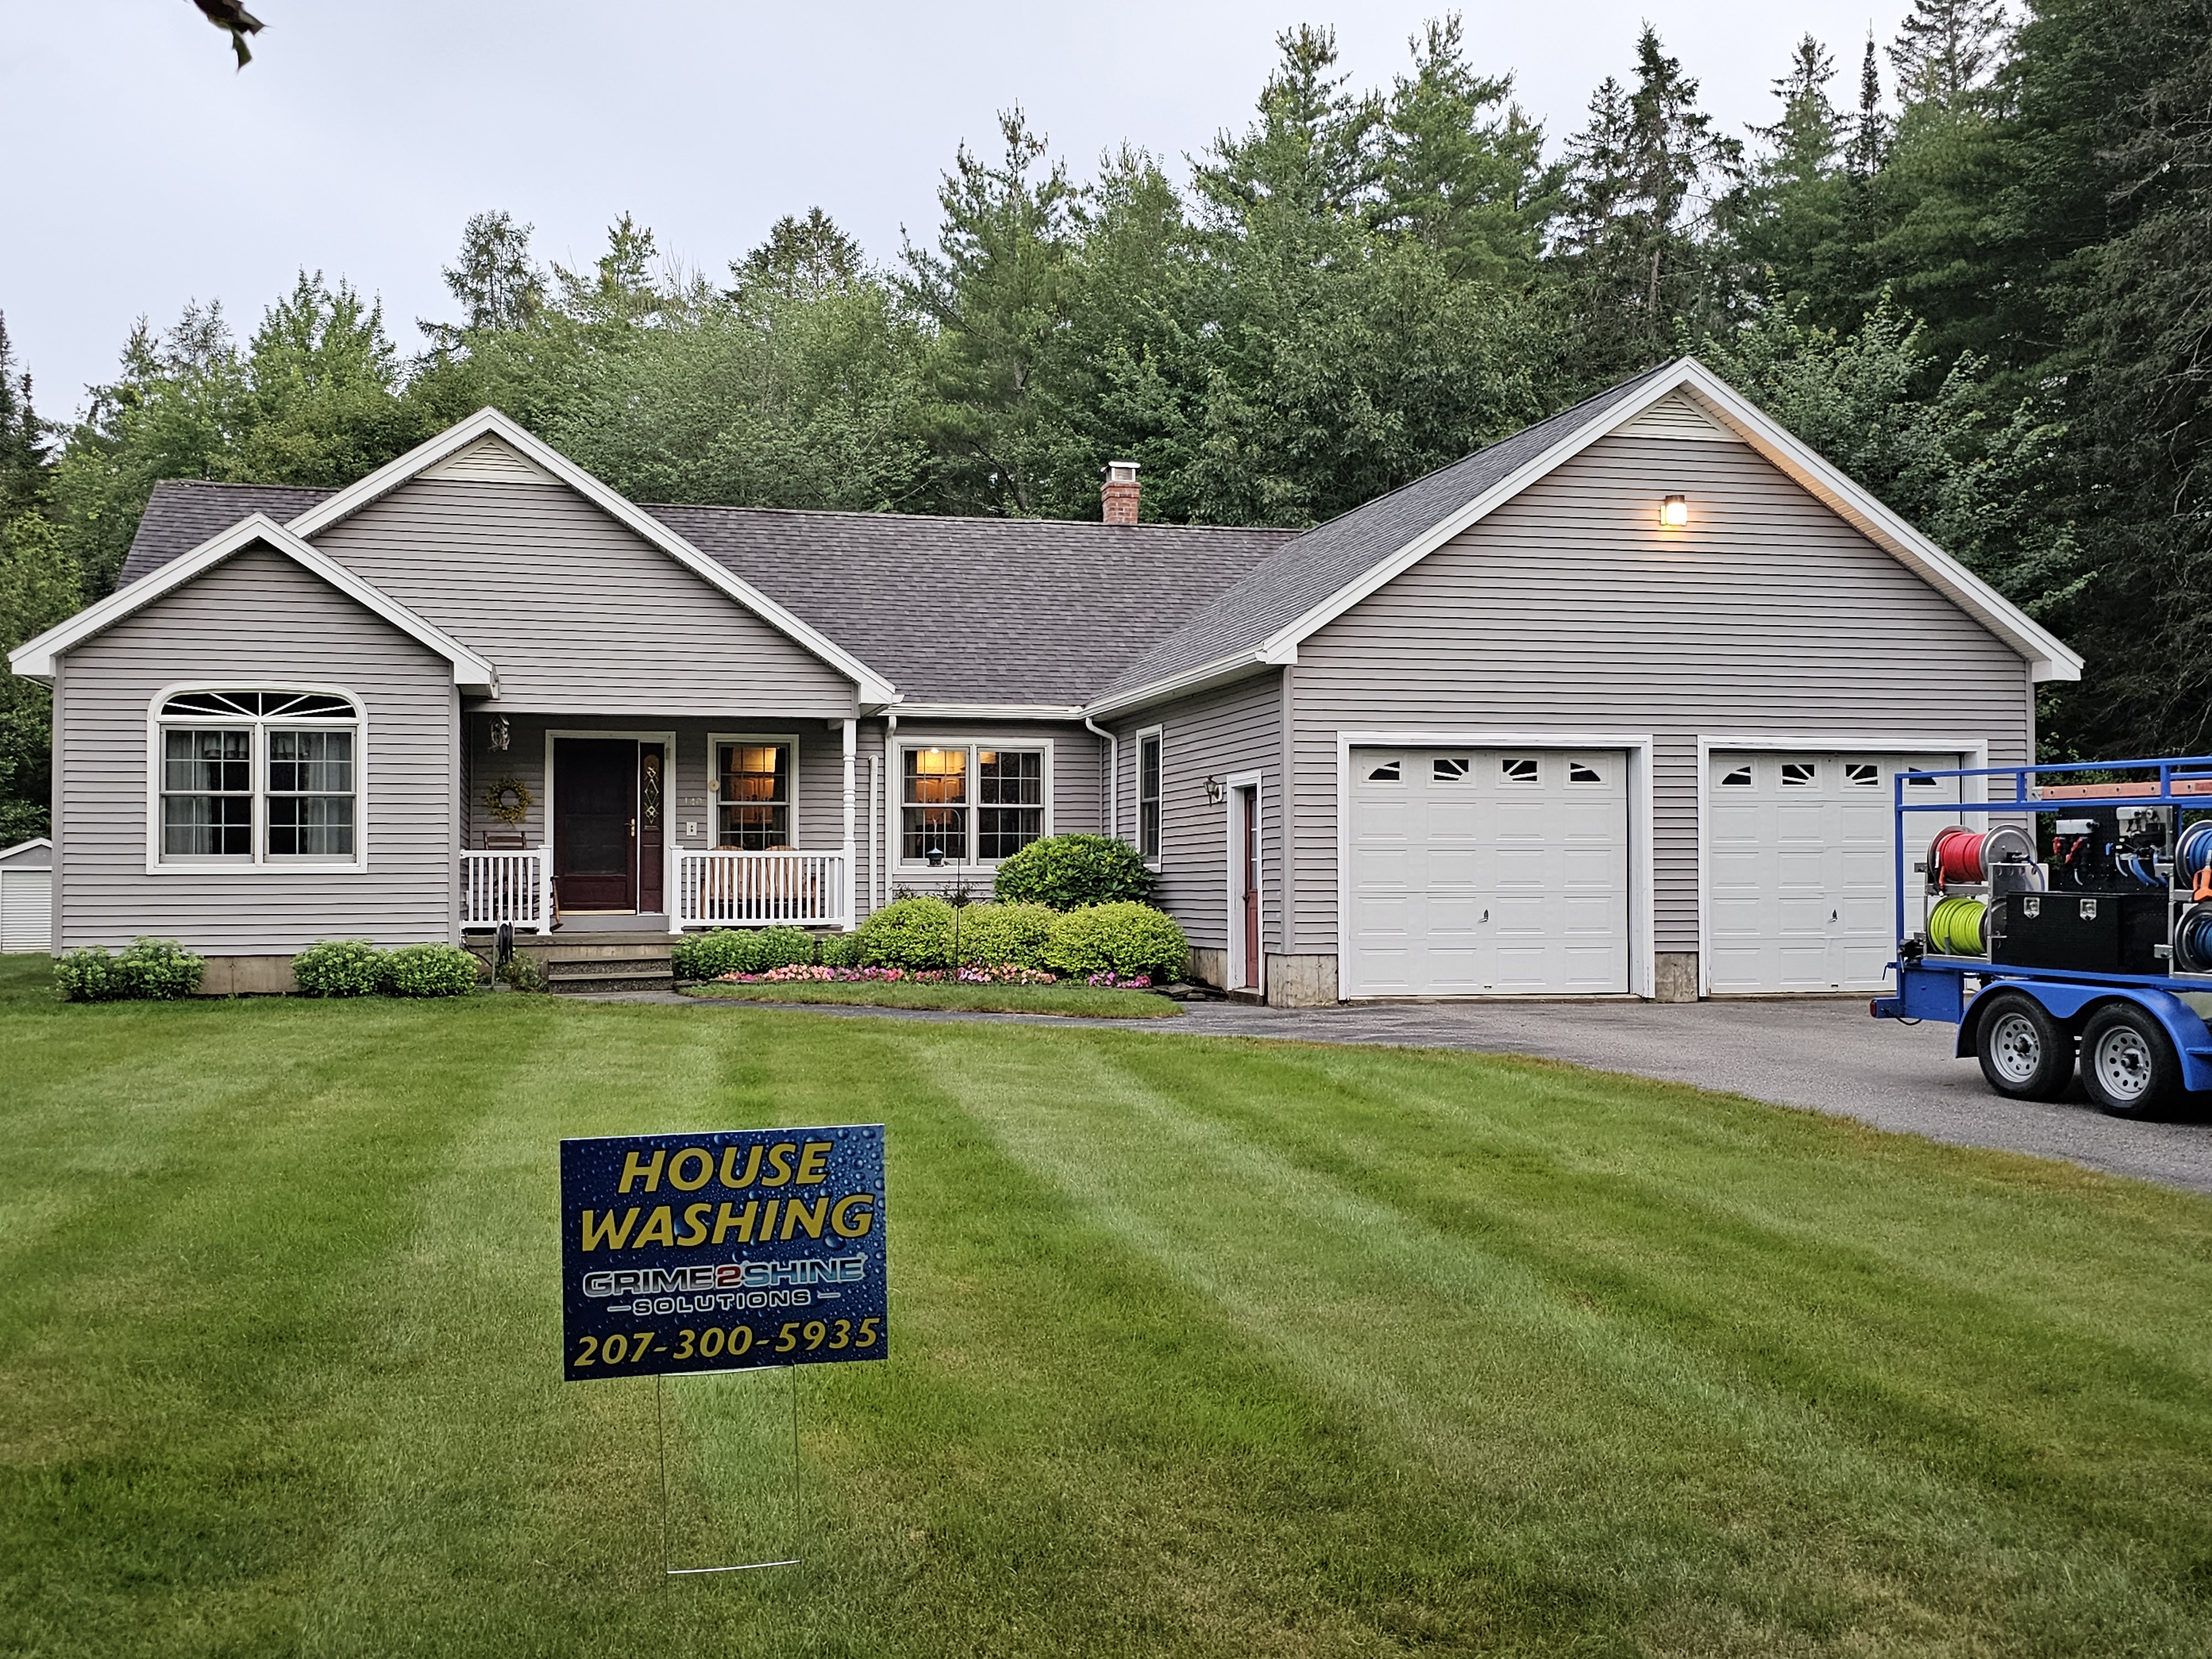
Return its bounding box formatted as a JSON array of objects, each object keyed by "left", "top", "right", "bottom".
[{"left": 656, "top": 1365, "right": 803, "bottom": 1578}]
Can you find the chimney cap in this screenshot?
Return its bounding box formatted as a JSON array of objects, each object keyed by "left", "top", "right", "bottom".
[{"left": 1104, "top": 459, "right": 1139, "bottom": 483}]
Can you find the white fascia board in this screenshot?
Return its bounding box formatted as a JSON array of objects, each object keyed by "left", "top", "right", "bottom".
[
  {"left": 8, "top": 514, "right": 500, "bottom": 693},
  {"left": 1245, "top": 356, "right": 2081, "bottom": 684},
  {"left": 1082, "top": 651, "right": 1279, "bottom": 721},
  {"left": 283, "top": 409, "right": 902, "bottom": 706},
  {"left": 1664, "top": 362, "right": 2083, "bottom": 682},
  {"left": 893, "top": 702, "right": 1088, "bottom": 721}
]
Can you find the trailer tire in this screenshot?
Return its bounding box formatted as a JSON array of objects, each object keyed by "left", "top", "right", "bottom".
[
  {"left": 1974, "top": 992, "right": 2073, "bottom": 1100},
  {"left": 2079, "top": 1004, "right": 2182, "bottom": 1119}
]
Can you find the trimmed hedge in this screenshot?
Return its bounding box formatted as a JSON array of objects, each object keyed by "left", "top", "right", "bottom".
[
  {"left": 292, "top": 940, "right": 388, "bottom": 998},
  {"left": 1042, "top": 902, "right": 1189, "bottom": 982},
  {"left": 854, "top": 898, "right": 954, "bottom": 969},
  {"left": 993, "top": 833, "right": 1155, "bottom": 909},
  {"left": 671, "top": 926, "right": 817, "bottom": 982},
  {"left": 55, "top": 937, "right": 207, "bottom": 1003},
  {"left": 382, "top": 943, "right": 482, "bottom": 998},
  {"left": 952, "top": 901, "right": 1058, "bottom": 969}
]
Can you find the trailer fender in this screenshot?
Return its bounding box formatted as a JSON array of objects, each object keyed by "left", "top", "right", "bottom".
[{"left": 1959, "top": 983, "right": 2212, "bottom": 1090}]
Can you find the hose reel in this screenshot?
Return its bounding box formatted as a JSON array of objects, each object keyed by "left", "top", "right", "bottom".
[
  {"left": 1928, "top": 895, "right": 1989, "bottom": 957},
  {"left": 1928, "top": 825, "right": 2036, "bottom": 886}
]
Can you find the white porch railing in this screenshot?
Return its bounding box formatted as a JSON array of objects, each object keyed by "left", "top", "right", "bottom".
[
  {"left": 676, "top": 849, "right": 847, "bottom": 930},
  {"left": 461, "top": 846, "right": 552, "bottom": 932}
]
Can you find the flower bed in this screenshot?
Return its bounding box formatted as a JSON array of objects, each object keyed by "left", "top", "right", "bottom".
[{"left": 718, "top": 962, "right": 1067, "bottom": 987}]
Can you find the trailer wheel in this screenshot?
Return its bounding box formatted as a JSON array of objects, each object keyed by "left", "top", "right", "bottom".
[
  {"left": 1974, "top": 992, "right": 2073, "bottom": 1100},
  {"left": 2079, "top": 1004, "right": 2182, "bottom": 1119}
]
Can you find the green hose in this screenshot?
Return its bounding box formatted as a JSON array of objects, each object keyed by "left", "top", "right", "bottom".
[{"left": 1928, "top": 895, "right": 1987, "bottom": 956}]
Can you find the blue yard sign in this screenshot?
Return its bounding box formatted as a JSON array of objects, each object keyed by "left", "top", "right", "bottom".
[{"left": 560, "top": 1125, "right": 886, "bottom": 1381}]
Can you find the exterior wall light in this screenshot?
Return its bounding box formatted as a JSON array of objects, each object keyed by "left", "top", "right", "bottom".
[{"left": 1660, "top": 494, "right": 1689, "bottom": 528}]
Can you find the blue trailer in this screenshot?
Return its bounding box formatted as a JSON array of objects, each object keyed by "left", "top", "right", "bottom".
[{"left": 1870, "top": 754, "right": 2212, "bottom": 1117}]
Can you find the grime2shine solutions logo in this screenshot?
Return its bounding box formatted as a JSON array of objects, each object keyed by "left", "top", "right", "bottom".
[{"left": 560, "top": 1126, "right": 886, "bottom": 1381}]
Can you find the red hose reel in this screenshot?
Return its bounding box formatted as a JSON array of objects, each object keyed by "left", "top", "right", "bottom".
[{"left": 1928, "top": 825, "right": 2035, "bottom": 885}]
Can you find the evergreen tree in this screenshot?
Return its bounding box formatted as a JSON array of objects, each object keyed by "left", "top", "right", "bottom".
[
  {"left": 731, "top": 208, "right": 868, "bottom": 301},
  {"left": 1846, "top": 33, "right": 1892, "bottom": 177},
  {"left": 1889, "top": 0, "right": 2013, "bottom": 112},
  {"left": 1192, "top": 24, "right": 1384, "bottom": 229},
  {"left": 1734, "top": 36, "right": 1856, "bottom": 323},
  {"left": 1376, "top": 14, "right": 1558, "bottom": 283},
  {"left": 436, "top": 210, "right": 545, "bottom": 336},
  {"left": 0, "top": 312, "right": 49, "bottom": 523}
]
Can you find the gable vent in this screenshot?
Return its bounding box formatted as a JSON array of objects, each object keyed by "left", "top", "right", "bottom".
[
  {"left": 1616, "top": 392, "right": 1744, "bottom": 444},
  {"left": 422, "top": 435, "right": 555, "bottom": 484}
]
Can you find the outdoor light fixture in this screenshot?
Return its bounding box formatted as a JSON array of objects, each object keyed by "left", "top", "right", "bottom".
[
  {"left": 1204, "top": 775, "right": 1225, "bottom": 805},
  {"left": 1660, "top": 494, "right": 1689, "bottom": 528}
]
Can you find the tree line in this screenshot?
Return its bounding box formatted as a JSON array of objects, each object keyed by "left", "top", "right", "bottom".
[{"left": 2, "top": 0, "right": 2208, "bottom": 838}]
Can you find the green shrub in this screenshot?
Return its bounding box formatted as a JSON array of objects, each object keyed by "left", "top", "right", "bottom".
[
  {"left": 498, "top": 951, "right": 549, "bottom": 993},
  {"left": 993, "top": 833, "right": 1155, "bottom": 910},
  {"left": 818, "top": 931, "right": 863, "bottom": 968},
  {"left": 953, "top": 901, "right": 1059, "bottom": 969},
  {"left": 55, "top": 938, "right": 208, "bottom": 1002},
  {"left": 54, "top": 947, "right": 121, "bottom": 1003},
  {"left": 672, "top": 926, "right": 820, "bottom": 981},
  {"left": 382, "top": 943, "right": 481, "bottom": 998},
  {"left": 1045, "top": 902, "right": 1188, "bottom": 982},
  {"left": 292, "top": 940, "right": 387, "bottom": 998},
  {"left": 855, "top": 896, "right": 954, "bottom": 968}
]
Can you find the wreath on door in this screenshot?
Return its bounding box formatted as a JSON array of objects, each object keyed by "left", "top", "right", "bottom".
[{"left": 482, "top": 774, "right": 534, "bottom": 826}]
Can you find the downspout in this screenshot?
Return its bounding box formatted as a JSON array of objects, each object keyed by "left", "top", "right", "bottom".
[
  {"left": 1084, "top": 714, "right": 1118, "bottom": 841},
  {"left": 883, "top": 711, "right": 898, "bottom": 899}
]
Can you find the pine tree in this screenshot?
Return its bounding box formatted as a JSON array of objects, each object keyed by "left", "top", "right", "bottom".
[
  {"left": 1734, "top": 36, "right": 1856, "bottom": 324},
  {"left": 1888, "top": 0, "right": 2011, "bottom": 113},
  {"left": 1193, "top": 25, "right": 1383, "bottom": 228},
  {"left": 1847, "top": 33, "right": 1891, "bottom": 178},
  {"left": 0, "top": 312, "right": 48, "bottom": 522},
  {"left": 731, "top": 209, "right": 868, "bottom": 301},
  {"left": 438, "top": 210, "right": 545, "bottom": 335}
]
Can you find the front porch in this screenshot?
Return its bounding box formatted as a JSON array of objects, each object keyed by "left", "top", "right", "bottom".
[{"left": 458, "top": 712, "right": 861, "bottom": 936}]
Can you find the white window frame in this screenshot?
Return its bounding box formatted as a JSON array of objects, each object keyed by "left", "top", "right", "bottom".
[
  {"left": 706, "top": 731, "right": 800, "bottom": 851},
  {"left": 1135, "top": 725, "right": 1164, "bottom": 867},
  {"left": 895, "top": 735, "right": 1055, "bottom": 869},
  {"left": 1222, "top": 769, "right": 1264, "bottom": 997},
  {"left": 145, "top": 682, "right": 369, "bottom": 874}
]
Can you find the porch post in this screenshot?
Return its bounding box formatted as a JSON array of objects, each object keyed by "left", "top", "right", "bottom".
[{"left": 841, "top": 718, "right": 857, "bottom": 928}]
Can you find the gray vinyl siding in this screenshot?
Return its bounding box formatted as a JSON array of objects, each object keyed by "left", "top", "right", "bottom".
[
  {"left": 869, "top": 721, "right": 1103, "bottom": 906},
  {"left": 1288, "top": 431, "right": 2035, "bottom": 952},
  {"left": 311, "top": 478, "right": 858, "bottom": 718},
  {"left": 1109, "top": 673, "right": 1283, "bottom": 954},
  {"left": 55, "top": 544, "right": 458, "bottom": 952}
]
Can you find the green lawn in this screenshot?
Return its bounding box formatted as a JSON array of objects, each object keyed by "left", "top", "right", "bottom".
[
  {"left": 682, "top": 979, "right": 1181, "bottom": 1018},
  {"left": 3, "top": 953, "right": 2210, "bottom": 1657}
]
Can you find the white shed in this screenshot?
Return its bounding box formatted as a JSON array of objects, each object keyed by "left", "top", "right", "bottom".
[{"left": 0, "top": 838, "right": 53, "bottom": 953}]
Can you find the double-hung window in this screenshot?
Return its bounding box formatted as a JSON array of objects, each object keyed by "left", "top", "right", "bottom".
[
  {"left": 902, "top": 742, "right": 1048, "bottom": 864},
  {"left": 154, "top": 689, "right": 361, "bottom": 866},
  {"left": 1137, "top": 731, "right": 1162, "bottom": 862},
  {"left": 715, "top": 742, "right": 792, "bottom": 849}
]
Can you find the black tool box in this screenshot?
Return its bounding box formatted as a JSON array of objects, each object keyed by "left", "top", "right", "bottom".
[{"left": 1994, "top": 891, "right": 2170, "bottom": 974}]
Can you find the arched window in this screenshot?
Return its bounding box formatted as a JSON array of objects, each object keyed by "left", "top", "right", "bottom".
[{"left": 154, "top": 688, "right": 364, "bottom": 867}]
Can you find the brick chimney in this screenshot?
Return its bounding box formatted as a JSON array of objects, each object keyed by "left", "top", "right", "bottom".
[{"left": 1102, "top": 460, "right": 1140, "bottom": 525}]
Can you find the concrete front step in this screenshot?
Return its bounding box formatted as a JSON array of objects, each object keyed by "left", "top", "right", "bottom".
[
  {"left": 531, "top": 941, "right": 677, "bottom": 964},
  {"left": 545, "top": 955, "right": 675, "bottom": 995},
  {"left": 551, "top": 972, "right": 677, "bottom": 995}
]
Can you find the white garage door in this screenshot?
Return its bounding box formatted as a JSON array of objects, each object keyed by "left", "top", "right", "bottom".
[
  {"left": 1707, "top": 751, "right": 1961, "bottom": 993},
  {"left": 0, "top": 869, "right": 51, "bottom": 953},
  {"left": 1349, "top": 748, "right": 1630, "bottom": 997}
]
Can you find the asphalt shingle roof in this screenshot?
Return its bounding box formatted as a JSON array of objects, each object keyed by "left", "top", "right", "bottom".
[
  {"left": 119, "top": 481, "right": 335, "bottom": 587},
  {"left": 1094, "top": 363, "right": 1674, "bottom": 700}
]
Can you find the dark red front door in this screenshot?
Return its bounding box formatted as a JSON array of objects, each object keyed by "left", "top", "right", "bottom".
[
  {"left": 1240, "top": 788, "right": 1260, "bottom": 989},
  {"left": 555, "top": 739, "right": 637, "bottom": 911},
  {"left": 638, "top": 743, "right": 666, "bottom": 915}
]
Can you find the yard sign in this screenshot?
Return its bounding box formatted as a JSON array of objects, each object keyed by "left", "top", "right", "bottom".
[{"left": 560, "top": 1126, "right": 886, "bottom": 1380}]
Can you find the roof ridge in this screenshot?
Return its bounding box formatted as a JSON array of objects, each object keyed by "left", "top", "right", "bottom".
[{"left": 643, "top": 499, "right": 1298, "bottom": 536}]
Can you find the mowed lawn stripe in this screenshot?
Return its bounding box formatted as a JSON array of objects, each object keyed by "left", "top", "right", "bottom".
[{"left": 2, "top": 962, "right": 2209, "bottom": 1657}]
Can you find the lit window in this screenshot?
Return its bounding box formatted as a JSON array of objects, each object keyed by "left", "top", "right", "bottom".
[
  {"left": 1720, "top": 765, "right": 1754, "bottom": 788},
  {"left": 1569, "top": 761, "right": 1603, "bottom": 784},
  {"left": 1845, "top": 762, "right": 1879, "bottom": 787},
  {"left": 716, "top": 743, "right": 790, "bottom": 849},
  {"left": 1366, "top": 760, "right": 1402, "bottom": 782},
  {"left": 155, "top": 689, "right": 361, "bottom": 864},
  {"left": 1433, "top": 757, "right": 1470, "bottom": 781},
  {"left": 1138, "top": 733, "right": 1162, "bottom": 860},
  {"left": 1501, "top": 757, "right": 1539, "bottom": 784},
  {"left": 978, "top": 749, "right": 1045, "bottom": 860},
  {"left": 902, "top": 748, "right": 967, "bottom": 862},
  {"left": 1781, "top": 761, "right": 1818, "bottom": 787}
]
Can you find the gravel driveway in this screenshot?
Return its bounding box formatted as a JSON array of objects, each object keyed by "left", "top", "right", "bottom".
[{"left": 608, "top": 991, "right": 2212, "bottom": 1194}]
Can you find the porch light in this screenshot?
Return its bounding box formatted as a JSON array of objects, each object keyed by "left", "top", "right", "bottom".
[{"left": 1660, "top": 494, "right": 1689, "bottom": 528}]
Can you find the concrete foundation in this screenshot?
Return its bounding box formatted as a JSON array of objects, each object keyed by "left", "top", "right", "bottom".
[
  {"left": 1653, "top": 952, "right": 1700, "bottom": 1004},
  {"left": 1186, "top": 947, "right": 1228, "bottom": 990},
  {"left": 195, "top": 954, "right": 300, "bottom": 996},
  {"left": 1266, "top": 952, "right": 1339, "bottom": 1008}
]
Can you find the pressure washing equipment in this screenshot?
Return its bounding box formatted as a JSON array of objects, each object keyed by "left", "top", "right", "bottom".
[{"left": 1873, "top": 755, "right": 2212, "bottom": 1118}]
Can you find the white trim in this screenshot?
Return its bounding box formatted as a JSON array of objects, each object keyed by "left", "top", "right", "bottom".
[
  {"left": 1334, "top": 729, "right": 1656, "bottom": 1001},
  {"left": 278, "top": 409, "right": 900, "bottom": 706},
  {"left": 1693, "top": 731, "right": 1990, "bottom": 998},
  {"left": 1134, "top": 724, "right": 1165, "bottom": 868},
  {"left": 1222, "top": 769, "right": 1264, "bottom": 996},
  {"left": 144, "top": 681, "right": 371, "bottom": 875},
  {"left": 892, "top": 733, "right": 1056, "bottom": 870},
  {"left": 544, "top": 728, "right": 679, "bottom": 915},
  {"left": 0, "top": 837, "right": 53, "bottom": 865},
  {"left": 1084, "top": 653, "right": 1279, "bottom": 721},
  {"left": 897, "top": 702, "right": 1084, "bottom": 721},
  {"left": 705, "top": 731, "right": 802, "bottom": 854},
  {"left": 11, "top": 515, "right": 498, "bottom": 693},
  {"left": 1086, "top": 358, "right": 2081, "bottom": 718},
  {"left": 841, "top": 718, "right": 857, "bottom": 931}
]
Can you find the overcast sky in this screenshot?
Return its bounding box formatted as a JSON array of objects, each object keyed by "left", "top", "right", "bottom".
[{"left": 4, "top": 0, "right": 1915, "bottom": 417}]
